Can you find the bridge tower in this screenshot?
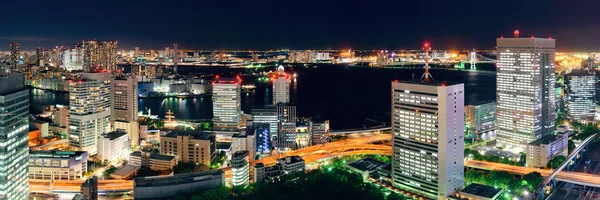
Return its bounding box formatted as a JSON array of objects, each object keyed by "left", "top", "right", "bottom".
[{"left": 469, "top": 49, "right": 477, "bottom": 70}]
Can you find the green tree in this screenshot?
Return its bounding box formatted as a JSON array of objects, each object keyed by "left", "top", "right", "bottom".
[
  {"left": 568, "top": 139, "right": 576, "bottom": 154},
  {"left": 501, "top": 157, "right": 511, "bottom": 164},
  {"left": 387, "top": 192, "right": 407, "bottom": 200},
  {"left": 547, "top": 155, "right": 567, "bottom": 169},
  {"left": 488, "top": 171, "right": 514, "bottom": 188},
  {"left": 174, "top": 162, "right": 196, "bottom": 174},
  {"left": 483, "top": 154, "right": 501, "bottom": 163},
  {"left": 523, "top": 172, "right": 544, "bottom": 191}
]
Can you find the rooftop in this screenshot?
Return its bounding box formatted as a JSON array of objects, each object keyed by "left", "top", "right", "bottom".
[
  {"left": 569, "top": 69, "right": 595, "bottom": 76},
  {"left": 29, "top": 150, "right": 87, "bottom": 159},
  {"left": 130, "top": 151, "right": 176, "bottom": 161},
  {"left": 232, "top": 150, "right": 249, "bottom": 159},
  {"left": 460, "top": 183, "right": 503, "bottom": 198},
  {"left": 394, "top": 80, "right": 461, "bottom": 87},
  {"left": 164, "top": 131, "right": 214, "bottom": 140},
  {"left": 134, "top": 169, "right": 224, "bottom": 187},
  {"left": 346, "top": 157, "right": 387, "bottom": 172},
  {"left": 529, "top": 134, "right": 565, "bottom": 146},
  {"left": 103, "top": 130, "right": 128, "bottom": 140}
]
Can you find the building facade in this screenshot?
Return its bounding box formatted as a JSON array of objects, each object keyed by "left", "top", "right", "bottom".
[
  {"left": 391, "top": 81, "right": 465, "bottom": 200},
  {"left": 496, "top": 37, "right": 556, "bottom": 150},
  {"left": 212, "top": 78, "right": 241, "bottom": 128},
  {"left": 277, "top": 103, "right": 296, "bottom": 151},
  {"left": 83, "top": 40, "right": 118, "bottom": 72},
  {"left": 273, "top": 66, "right": 291, "bottom": 104},
  {"left": 251, "top": 106, "right": 278, "bottom": 142},
  {"left": 464, "top": 102, "right": 496, "bottom": 139},
  {"left": 312, "top": 120, "right": 330, "bottom": 145},
  {"left": 97, "top": 131, "right": 131, "bottom": 162},
  {"left": 231, "top": 151, "right": 250, "bottom": 187},
  {"left": 134, "top": 170, "right": 225, "bottom": 199},
  {"left": 69, "top": 72, "right": 112, "bottom": 154},
  {"left": 565, "top": 69, "right": 596, "bottom": 123},
  {"left": 160, "top": 131, "right": 216, "bottom": 167},
  {"left": 526, "top": 132, "right": 569, "bottom": 168},
  {"left": 29, "top": 151, "right": 88, "bottom": 180},
  {"left": 0, "top": 74, "right": 29, "bottom": 199},
  {"left": 130, "top": 150, "right": 177, "bottom": 171}
]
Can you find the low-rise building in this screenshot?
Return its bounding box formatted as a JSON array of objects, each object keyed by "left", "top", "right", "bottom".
[
  {"left": 526, "top": 132, "right": 569, "bottom": 168},
  {"left": 160, "top": 131, "right": 216, "bottom": 167},
  {"left": 312, "top": 120, "right": 330, "bottom": 145},
  {"left": 130, "top": 150, "right": 177, "bottom": 171},
  {"left": 253, "top": 163, "right": 265, "bottom": 183},
  {"left": 29, "top": 150, "right": 88, "bottom": 180},
  {"left": 344, "top": 157, "right": 387, "bottom": 179},
  {"left": 459, "top": 183, "right": 503, "bottom": 200},
  {"left": 264, "top": 156, "right": 305, "bottom": 183},
  {"left": 97, "top": 130, "right": 131, "bottom": 162},
  {"left": 81, "top": 176, "right": 98, "bottom": 200},
  {"left": 110, "top": 164, "right": 141, "bottom": 180},
  {"left": 464, "top": 101, "right": 496, "bottom": 140},
  {"left": 134, "top": 170, "right": 225, "bottom": 199}
]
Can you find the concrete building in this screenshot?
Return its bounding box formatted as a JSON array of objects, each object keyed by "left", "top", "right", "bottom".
[
  {"left": 295, "top": 118, "right": 312, "bottom": 148},
  {"left": 97, "top": 130, "right": 131, "bottom": 162},
  {"left": 29, "top": 151, "right": 88, "bottom": 180},
  {"left": 464, "top": 101, "right": 496, "bottom": 139},
  {"left": 459, "top": 183, "right": 503, "bottom": 200},
  {"left": 391, "top": 81, "right": 465, "bottom": 200},
  {"left": 160, "top": 131, "right": 216, "bottom": 167},
  {"left": 212, "top": 78, "right": 241, "bottom": 128},
  {"left": 566, "top": 69, "right": 596, "bottom": 123},
  {"left": 0, "top": 74, "right": 29, "bottom": 199},
  {"left": 69, "top": 72, "right": 112, "bottom": 155},
  {"left": 251, "top": 106, "right": 278, "bottom": 142},
  {"left": 496, "top": 37, "right": 556, "bottom": 150},
  {"left": 83, "top": 40, "right": 118, "bottom": 72},
  {"left": 62, "top": 47, "right": 84, "bottom": 71},
  {"left": 264, "top": 156, "right": 305, "bottom": 183},
  {"left": 130, "top": 150, "right": 177, "bottom": 171},
  {"left": 345, "top": 157, "right": 387, "bottom": 179},
  {"left": 273, "top": 65, "right": 291, "bottom": 104},
  {"left": 526, "top": 132, "right": 569, "bottom": 168},
  {"left": 134, "top": 170, "right": 225, "bottom": 199},
  {"left": 252, "top": 123, "right": 271, "bottom": 155},
  {"left": 51, "top": 104, "right": 70, "bottom": 127},
  {"left": 112, "top": 76, "right": 139, "bottom": 146},
  {"left": 277, "top": 103, "right": 297, "bottom": 151},
  {"left": 312, "top": 120, "right": 330, "bottom": 145},
  {"left": 81, "top": 176, "right": 98, "bottom": 200},
  {"left": 253, "top": 163, "right": 265, "bottom": 183},
  {"left": 231, "top": 151, "right": 250, "bottom": 187},
  {"left": 232, "top": 130, "right": 256, "bottom": 162}
]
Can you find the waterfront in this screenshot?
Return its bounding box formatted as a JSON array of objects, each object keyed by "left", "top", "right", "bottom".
[{"left": 30, "top": 65, "right": 496, "bottom": 129}]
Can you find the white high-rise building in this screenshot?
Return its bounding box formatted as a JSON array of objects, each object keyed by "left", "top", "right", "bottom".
[
  {"left": 496, "top": 37, "right": 556, "bottom": 150},
  {"left": 566, "top": 69, "right": 596, "bottom": 123},
  {"left": 212, "top": 78, "right": 241, "bottom": 128},
  {"left": 0, "top": 74, "right": 29, "bottom": 199},
  {"left": 391, "top": 81, "right": 464, "bottom": 200},
  {"left": 277, "top": 103, "right": 296, "bottom": 151},
  {"left": 69, "top": 72, "right": 112, "bottom": 155},
  {"left": 112, "top": 76, "right": 139, "bottom": 146},
  {"left": 62, "top": 46, "right": 84, "bottom": 71},
  {"left": 273, "top": 65, "right": 290, "bottom": 104}
]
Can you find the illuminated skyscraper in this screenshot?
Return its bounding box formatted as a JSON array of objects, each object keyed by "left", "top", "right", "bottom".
[
  {"left": 69, "top": 72, "right": 112, "bottom": 154},
  {"left": 62, "top": 44, "right": 84, "bottom": 71},
  {"left": 83, "top": 40, "right": 118, "bottom": 72},
  {"left": 391, "top": 81, "right": 465, "bottom": 200},
  {"left": 273, "top": 65, "right": 290, "bottom": 104},
  {"left": 9, "top": 42, "right": 20, "bottom": 72},
  {"left": 0, "top": 74, "right": 29, "bottom": 199},
  {"left": 277, "top": 103, "right": 296, "bottom": 151},
  {"left": 212, "top": 77, "right": 241, "bottom": 128},
  {"left": 112, "top": 76, "right": 139, "bottom": 146},
  {"left": 496, "top": 37, "right": 555, "bottom": 150},
  {"left": 565, "top": 69, "right": 596, "bottom": 123}
]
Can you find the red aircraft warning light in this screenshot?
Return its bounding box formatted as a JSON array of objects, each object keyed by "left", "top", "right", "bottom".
[{"left": 513, "top": 30, "right": 520, "bottom": 38}]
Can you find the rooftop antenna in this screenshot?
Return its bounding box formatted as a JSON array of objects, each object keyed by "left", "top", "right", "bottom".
[{"left": 420, "top": 42, "right": 435, "bottom": 83}]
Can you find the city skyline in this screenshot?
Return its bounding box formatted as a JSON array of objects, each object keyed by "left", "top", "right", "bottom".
[{"left": 1, "top": 0, "right": 599, "bottom": 51}]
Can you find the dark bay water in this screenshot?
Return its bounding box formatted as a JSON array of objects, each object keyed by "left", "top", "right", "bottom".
[{"left": 30, "top": 65, "right": 496, "bottom": 129}]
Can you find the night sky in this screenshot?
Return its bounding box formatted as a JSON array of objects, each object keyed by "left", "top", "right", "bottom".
[{"left": 1, "top": 0, "right": 599, "bottom": 51}]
